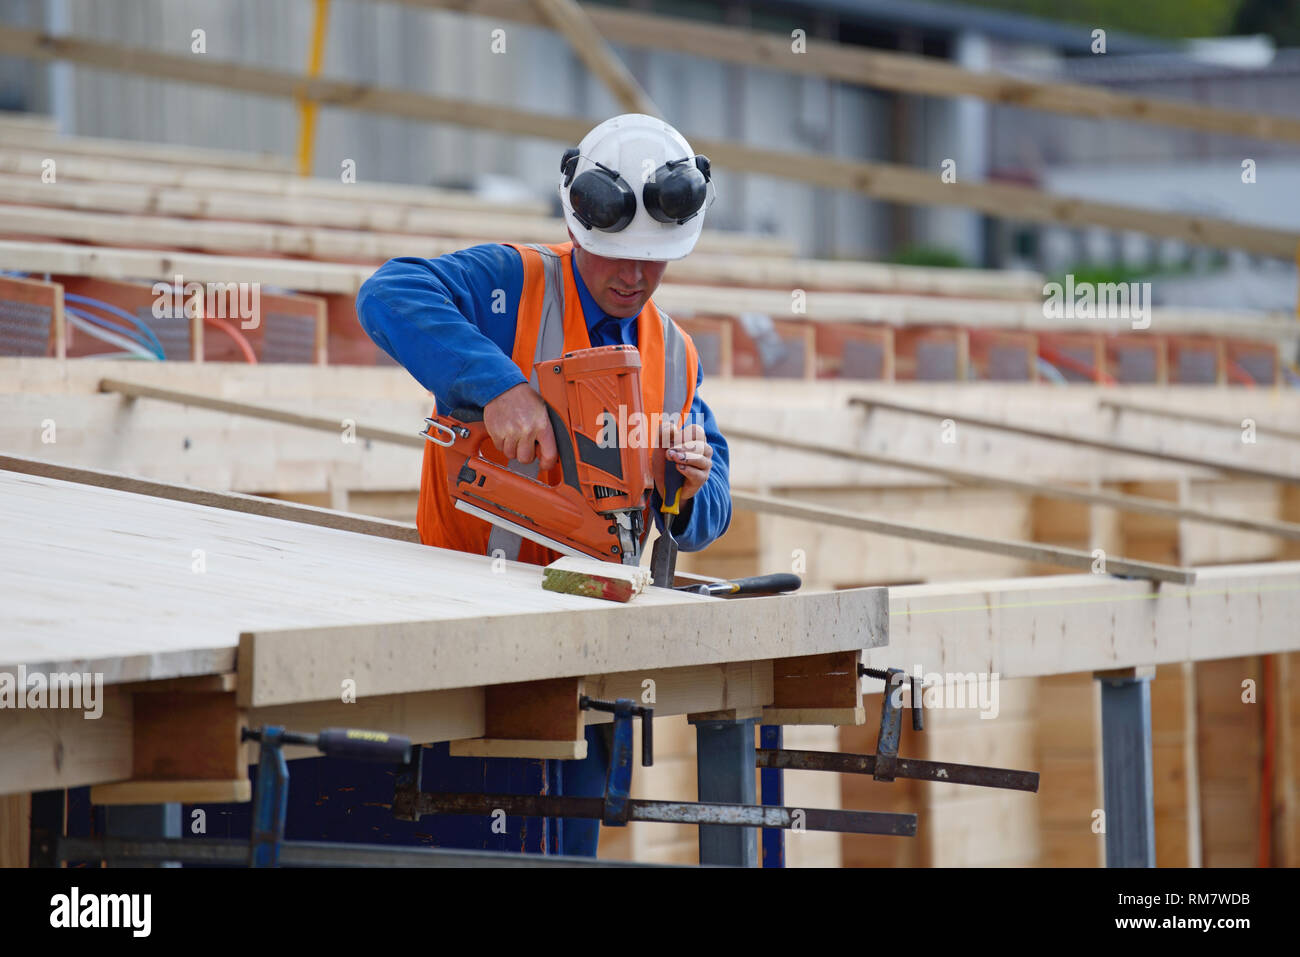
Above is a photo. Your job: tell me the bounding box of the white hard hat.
[558,114,713,262]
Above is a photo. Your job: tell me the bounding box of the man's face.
[569,230,668,318]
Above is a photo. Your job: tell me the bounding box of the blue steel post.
[1097,671,1156,868]
[759,724,784,868]
[248,726,290,868]
[694,718,758,867]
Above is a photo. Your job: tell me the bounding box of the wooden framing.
[732,490,1196,584]
[1,28,1295,256]
[393,0,1300,145]
[718,426,1300,542]
[529,0,657,116]
[1100,397,1300,443]
[875,562,1300,679]
[852,396,1300,486]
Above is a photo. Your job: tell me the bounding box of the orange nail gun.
[421,345,656,565]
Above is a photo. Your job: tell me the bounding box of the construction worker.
[355,113,732,858]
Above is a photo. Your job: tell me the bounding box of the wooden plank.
[853,396,1300,485]
[529,0,657,115]
[98,378,423,446]
[0,28,1294,256]
[733,490,1196,584]
[761,707,866,726]
[878,563,1300,681]
[90,780,251,805]
[721,424,1300,542]
[449,738,586,759]
[1101,397,1300,443]
[0,687,133,796]
[0,454,422,543]
[582,661,773,722]
[0,125,292,172]
[393,1,1300,145]
[0,792,29,867]
[0,167,778,259]
[0,471,890,692]
[238,584,886,708]
[0,213,1288,342]
[248,687,484,758]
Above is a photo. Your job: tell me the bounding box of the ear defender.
[561,145,712,233]
[642,155,711,225]
[568,161,638,232]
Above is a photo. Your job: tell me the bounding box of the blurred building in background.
[1,0,1295,308]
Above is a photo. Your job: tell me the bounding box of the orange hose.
[204,315,258,364]
[1225,357,1257,388]
[1038,344,1115,385]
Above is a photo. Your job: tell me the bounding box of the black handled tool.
[675,573,802,597]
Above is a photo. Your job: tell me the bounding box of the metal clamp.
[860,666,921,783]
[580,696,653,768]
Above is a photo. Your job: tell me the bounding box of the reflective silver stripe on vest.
[488,245,567,562]
[487,246,692,561]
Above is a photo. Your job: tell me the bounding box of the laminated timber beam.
[388,0,1300,145]
[721,425,1300,543]
[528,0,658,116]
[732,490,1196,585]
[0,27,1295,257]
[0,229,1289,344]
[1099,397,1300,443]
[871,562,1300,680]
[852,396,1300,486]
[0,468,885,794]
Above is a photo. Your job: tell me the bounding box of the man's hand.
[484,383,558,469]
[655,420,713,503]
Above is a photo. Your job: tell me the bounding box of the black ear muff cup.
[569,165,637,232]
[643,157,709,225]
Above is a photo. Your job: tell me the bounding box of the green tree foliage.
[933,0,1243,40]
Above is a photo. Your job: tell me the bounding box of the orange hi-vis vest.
[417,241,700,566]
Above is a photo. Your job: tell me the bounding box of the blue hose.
[63,292,167,359]
[66,306,161,358]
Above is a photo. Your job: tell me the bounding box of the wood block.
[542,556,651,603]
[0,792,29,867]
[448,738,586,760]
[132,691,244,781]
[484,676,583,742]
[0,687,133,795]
[771,650,861,709]
[90,779,251,805]
[761,707,865,726]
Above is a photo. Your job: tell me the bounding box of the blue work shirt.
[356,243,732,551]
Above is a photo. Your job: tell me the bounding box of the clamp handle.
[580,696,654,767]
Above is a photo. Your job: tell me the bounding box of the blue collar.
[570,256,639,344]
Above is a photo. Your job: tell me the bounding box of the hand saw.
[421,345,656,565]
